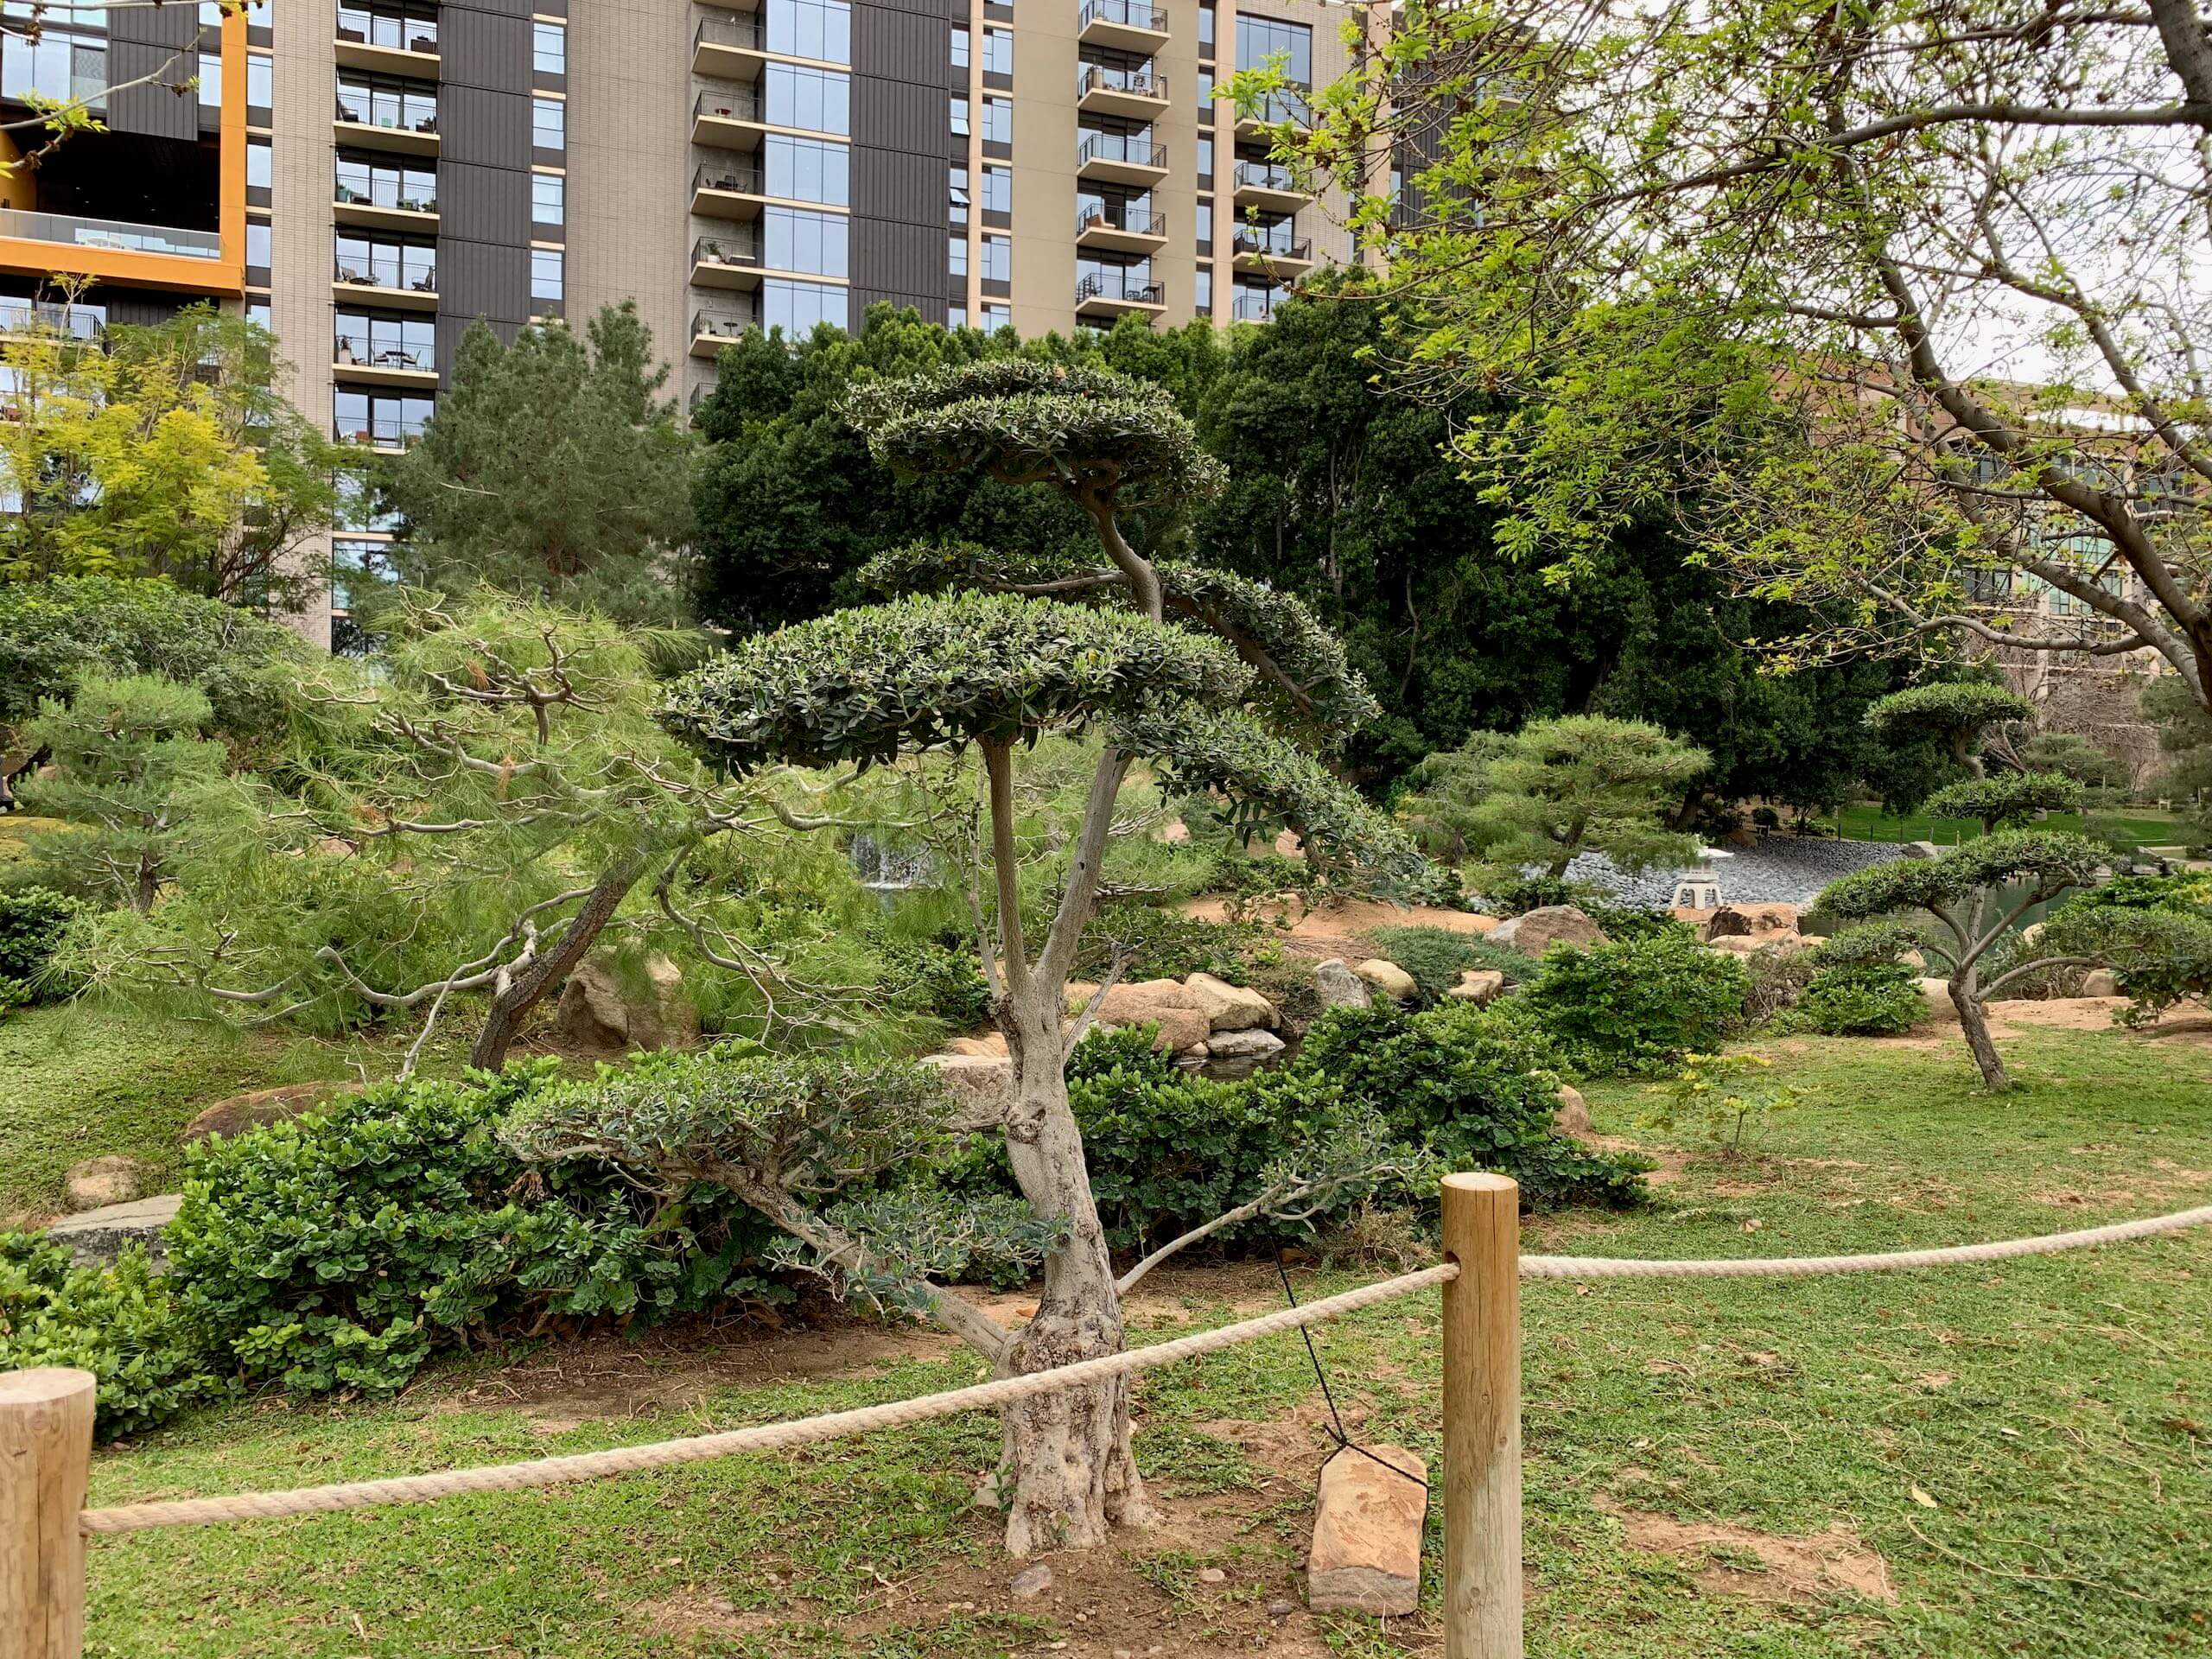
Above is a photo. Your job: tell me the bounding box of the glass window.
[764,62,849,134]
[948,303,968,330]
[532,171,564,225]
[245,219,271,266]
[767,0,850,63]
[1195,264,1212,314]
[245,301,272,330]
[981,302,1010,331]
[1198,2,1215,54]
[531,247,563,303]
[950,25,969,67]
[2,30,105,110]
[334,308,435,371]
[982,96,1010,143]
[763,205,848,276]
[532,21,564,74]
[950,95,969,137]
[200,1,225,27]
[761,276,847,334]
[763,133,849,205]
[247,138,271,188]
[1235,14,1312,83]
[982,28,1011,74]
[949,165,969,225]
[949,235,967,277]
[331,538,393,616]
[981,233,1008,283]
[1198,134,1213,179]
[337,71,435,132]
[982,164,1010,213]
[1198,67,1214,105]
[246,50,272,105]
[199,50,221,105]
[532,94,564,148]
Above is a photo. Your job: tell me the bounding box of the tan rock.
[182,1080,353,1143]
[65,1155,145,1211]
[1183,971,1277,1032]
[1355,958,1420,1003]
[1139,1008,1215,1053]
[1096,977,1204,1029]
[1715,932,1816,957]
[1306,1442,1427,1615]
[944,1031,1008,1058]
[1446,969,1506,1006]
[1554,1085,1592,1138]
[2082,968,2121,997]
[1917,977,1961,1024]
[918,1053,1014,1129]
[1313,958,1373,1010]
[556,953,699,1054]
[1491,905,1606,957]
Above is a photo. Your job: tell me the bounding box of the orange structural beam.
[0,11,248,296]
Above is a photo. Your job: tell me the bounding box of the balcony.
[1230,283,1288,323]
[334,88,441,156]
[693,87,766,149]
[334,179,438,234]
[333,259,438,311]
[691,162,780,219]
[336,415,427,451]
[694,13,772,79]
[1077,0,1168,53]
[0,296,105,340]
[334,334,435,388]
[1076,62,1167,121]
[1235,86,1313,140]
[1075,270,1164,319]
[1077,130,1167,188]
[1076,200,1167,255]
[691,305,757,359]
[1230,158,1310,216]
[1232,227,1314,276]
[334,7,439,76]
[0,207,221,264]
[692,233,765,290]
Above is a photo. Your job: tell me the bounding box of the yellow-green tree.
[0,303,351,607]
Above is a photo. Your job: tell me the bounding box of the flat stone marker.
[44,1194,183,1268]
[1306,1442,1427,1615]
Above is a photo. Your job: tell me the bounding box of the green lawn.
[1817,801,2190,852]
[70,1025,2212,1658]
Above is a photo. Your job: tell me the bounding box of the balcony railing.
[693,234,761,268]
[694,161,767,196]
[1079,0,1167,33]
[0,297,105,339]
[334,331,435,372]
[1076,201,1163,238]
[1234,228,1311,261]
[1231,285,1287,322]
[1077,131,1163,168]
[1231,158,1302,194]
[693,306,758,341]
[335,176,437,213]
[1242,87,1312,126]
[1077,271,1162,306]
[0,208,220,260]
[696,13,767,51]
[1076,62,1162,99]
[335,86,439,134]
[336,7,439,54]
[695,88,765,124]
[338,416,427,447]
[334,257,437,292]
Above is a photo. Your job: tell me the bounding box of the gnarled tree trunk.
[1950,969,2008,1090]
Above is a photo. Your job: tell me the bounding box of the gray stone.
[1354,958,1420,1003]
[555,953,699,1054]
[1267,1599,1294,1618]
[919,1053,1014,1130]
[1313,958,1373,1010]
[1900,840,1942,861]
[2082,968,2121,997]
[44,1193,183,1268]
[64,1155,145,1211]
[1009,1563,1053,1599]
[1493,905,1606,957]
[1306,1442,1427,1615]
[1207,1027,1286,1061]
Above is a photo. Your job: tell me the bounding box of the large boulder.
[1491,905,1606,957]
[1713,932,1818,957]
[1446,969,1506,1007]
[181,1079,353,1144]
[1207,1027,1286,1062]
[2082,968,2121,997]
[918,1052,1014,1129]
[43,1194,183,1269]
[943,1031,1008,1058]
[1704,907,1752,939]
[1306,1443,1427,1615]
[1095,978,1213,1052]
[1313,958,1373,1011]
[1917,977,1961,1024]
[64,1155,146,1211]
[1355,958,1420,1004]
[1182,971,1277,1033]
[556,953,700,1054]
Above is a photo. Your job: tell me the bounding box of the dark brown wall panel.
[442,6,532,93]
[436,0,536,354]
[109,4,200,141]
[851,0,950,322]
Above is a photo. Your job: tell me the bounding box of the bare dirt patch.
[1595,1497,1897,1606]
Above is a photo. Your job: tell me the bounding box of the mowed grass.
[71,1024,2212,1658]
[1815,801,2188,851]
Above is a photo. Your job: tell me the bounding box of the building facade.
[1,0,1372,644]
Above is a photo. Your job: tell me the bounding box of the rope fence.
[5,1184,2209,1659]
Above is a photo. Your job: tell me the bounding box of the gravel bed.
[1557,837,1915,910]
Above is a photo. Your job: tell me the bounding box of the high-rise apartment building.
[1,0,1369,645]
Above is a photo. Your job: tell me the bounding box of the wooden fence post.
[1440,1173,1522,1659]
[1,1368,96,1659]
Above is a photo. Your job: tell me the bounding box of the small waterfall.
[849,833,935,905]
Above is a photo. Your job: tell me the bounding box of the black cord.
[1274,1250,1433,1498]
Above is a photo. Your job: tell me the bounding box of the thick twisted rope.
[78,1201,2212,1535]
